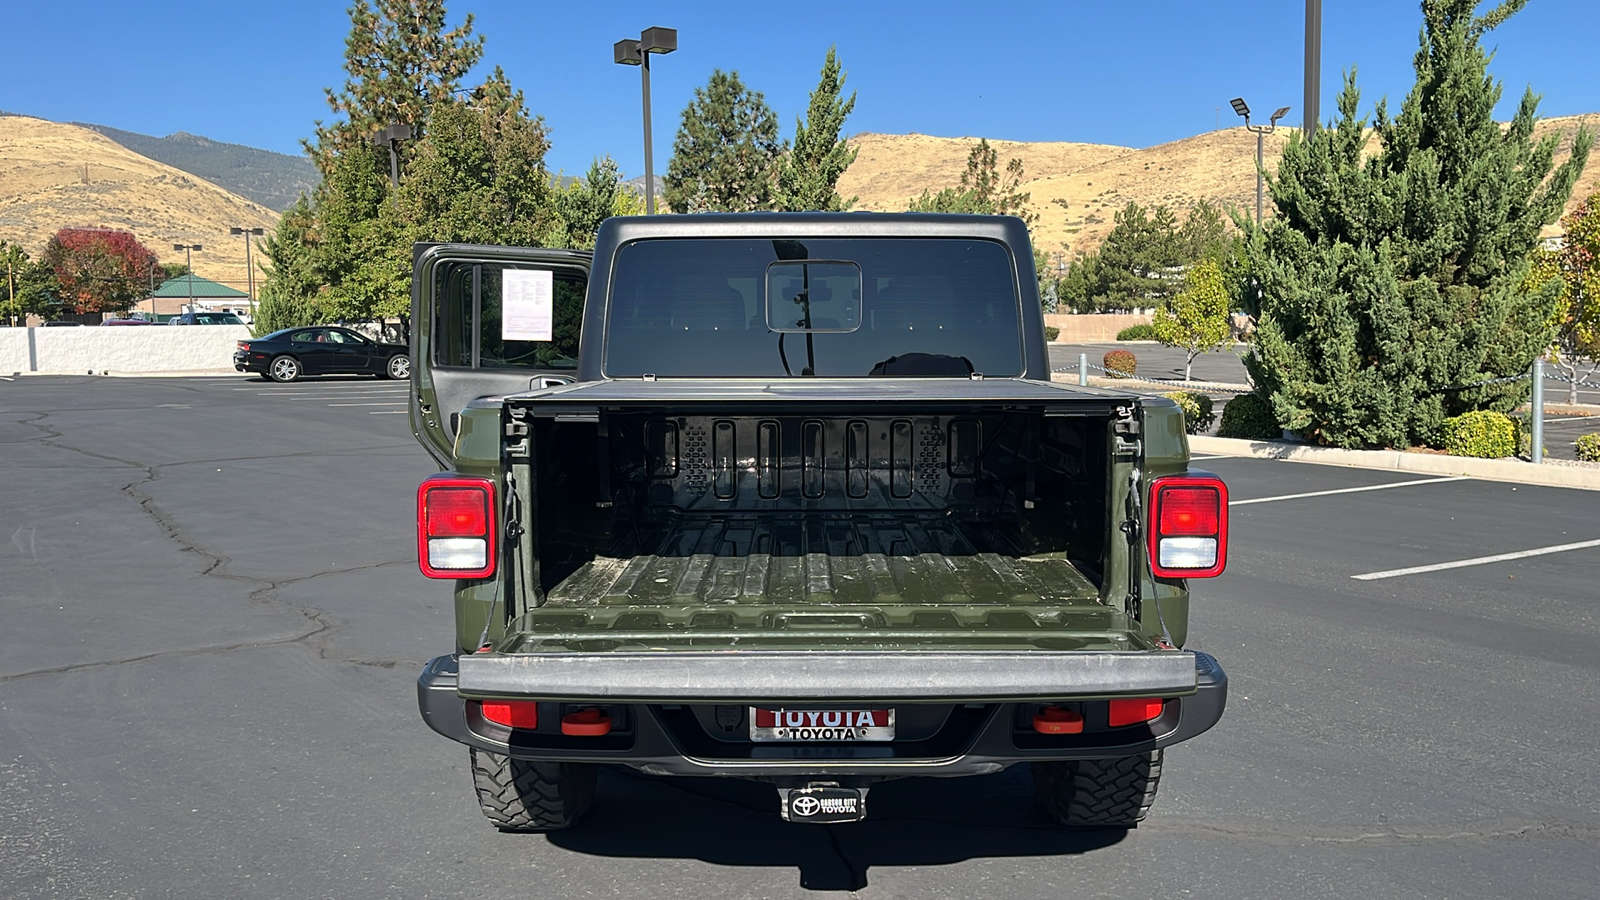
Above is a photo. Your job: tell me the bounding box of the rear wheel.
[1032,750,1162,828]
[469,749,596,832]
[383,353,410,380]
[268,355,301,383]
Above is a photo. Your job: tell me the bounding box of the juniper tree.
[776,47,858,212]
[1244,0,1590,449]
[664,70,785,213]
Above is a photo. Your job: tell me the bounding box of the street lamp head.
[640,26,677,54]
[614,39,642,65]
[1270,106,1291,125]
[1229,98,1250,120]
[174,244,185,251]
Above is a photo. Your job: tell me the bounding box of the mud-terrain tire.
[268,355,301,383]
[1032,750,1162,827]
[469,748,596,831]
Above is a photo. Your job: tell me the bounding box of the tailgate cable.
[475,470,525,652]
[1122,467,1173,645]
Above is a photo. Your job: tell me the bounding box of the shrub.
[1116,323,1155,341]
[1102,349,1137,378]
[1441,411,1517,459]
[1044,325,1060,342]
[1216,393,1282,440]
[1576,432,1600,462]
[1164,391,1216,434]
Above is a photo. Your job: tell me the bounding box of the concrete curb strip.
[1190,435,1600,492]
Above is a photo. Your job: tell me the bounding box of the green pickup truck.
[409,213,1227,829]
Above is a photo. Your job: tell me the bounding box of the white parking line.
[1352,538,1600,580]
[1231,476,1469,506]
[369,410,409,415]
[326,402,408,407]
[281,393,407,400]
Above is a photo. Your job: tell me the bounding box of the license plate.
[749,707,895,742]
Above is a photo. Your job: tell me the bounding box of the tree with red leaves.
[39,228,160,314]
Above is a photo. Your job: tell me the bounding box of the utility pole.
[1305,0,1322,135]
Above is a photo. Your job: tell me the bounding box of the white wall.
[0,326,252,375]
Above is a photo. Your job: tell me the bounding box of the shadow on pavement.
[547,766,1129,891]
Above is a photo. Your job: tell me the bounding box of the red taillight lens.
[426,488,488,537]
[1108,698,1166,727]
[480,700,539,729]
[1158,487,1221,536]
[1148,474,1228,579]
[237,341,250,351]
[417,475,496,579]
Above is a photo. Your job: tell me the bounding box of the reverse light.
[417,475,497,578]
[1109,698,1166,727]
[1147,474,1228,579]
[480,700,539,729]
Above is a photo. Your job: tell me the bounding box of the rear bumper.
[416,650,1227,777]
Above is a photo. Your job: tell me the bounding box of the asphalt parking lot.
[2,374,1597,899]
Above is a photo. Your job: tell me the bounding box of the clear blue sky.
[4,1,1595,179]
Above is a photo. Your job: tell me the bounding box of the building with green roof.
[136,275,252,318]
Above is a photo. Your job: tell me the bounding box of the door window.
[433,260,586,369]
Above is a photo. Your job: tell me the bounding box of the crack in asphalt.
[4,409,416,681]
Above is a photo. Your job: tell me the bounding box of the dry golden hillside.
[840,114,1598,261]
[0,116,279,292]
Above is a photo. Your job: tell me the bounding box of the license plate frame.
[748,707,895,742]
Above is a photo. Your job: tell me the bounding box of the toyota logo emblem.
[791,796,821,817]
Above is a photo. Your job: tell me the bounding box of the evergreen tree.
[1094,202,1183,311]
[1245,0,1590,449]
[664,70,785,213]
[553,156,644,250]
[312,0,485,172]
[907,139,1036,224]
[775,47,858,212]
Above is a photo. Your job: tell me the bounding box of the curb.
[1190,435,1600,492]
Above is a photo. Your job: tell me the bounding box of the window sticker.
[502,269,554,341]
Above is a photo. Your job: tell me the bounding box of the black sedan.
[234,326,411,382]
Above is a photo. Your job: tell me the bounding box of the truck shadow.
[547,765,1128,891]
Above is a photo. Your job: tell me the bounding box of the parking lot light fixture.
[229,227,265,304]
[614,26,677,215]
[1232,99,1290,225]
[173,243,202,312]
[371,123,414,205]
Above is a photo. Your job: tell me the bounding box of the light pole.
[371,123,413,206]
[229,227,264,305]
[614,26,677,215]
[173,243,202,313]
[1305,0,1322,136]
[1230,99,1290,225]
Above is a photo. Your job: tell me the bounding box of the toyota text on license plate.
[749,708,895,742]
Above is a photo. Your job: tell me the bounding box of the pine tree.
[1244,0,1591,449]
[664,70,785,213]
[775,47,858,212]
[311,0,485,172]
[553,157,643,250]
[907,139,1036,224]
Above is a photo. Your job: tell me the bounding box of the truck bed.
[543,513,1100,608]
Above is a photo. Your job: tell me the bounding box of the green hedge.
[1164,391,1215,434]
[1576,432,1600,462]
[1216,393,1281,440]
[1116,324,1155,341]
[1441,411,1516,459]
[1102,349,1136,377]
[1044,325,1060,342]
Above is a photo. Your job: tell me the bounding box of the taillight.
[417,475,497,578]
[237,341,250,351]
[480,700,538,729]
[1108,697,1166,727]
[1147,474,1228,578]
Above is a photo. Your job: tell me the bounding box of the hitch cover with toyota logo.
[781,785,867,824]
